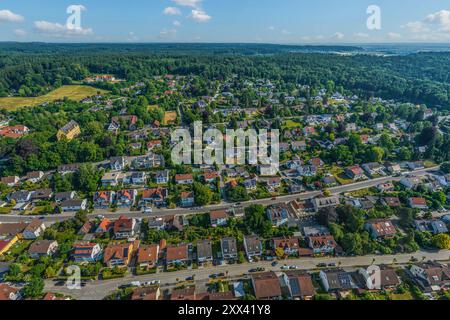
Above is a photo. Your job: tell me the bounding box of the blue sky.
[0,0,449,43]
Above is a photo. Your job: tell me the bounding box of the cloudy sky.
[0,0,450,43]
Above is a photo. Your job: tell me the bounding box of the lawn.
[389,292,414,300]
[330,166,353,185]
[0,85,108,110]
[282,119,301,129]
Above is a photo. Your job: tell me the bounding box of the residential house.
[385,162,401,175]
[113,216,136,239]
[414,220,448,235]
[202,172,219,183]
[409,197,428,210]
[60,199,88,212]
[243,178,258,191]
[291,140,306,151]
[220,237,238,260]
[170,287,196,301]
[243,235,263,260]
[180,192,195,207]
[308,235,337,255]
[1,176,19,187]
[197,240,213,263]
[266,204,289,226]
[132,153,164,169]
[54,191,76,203]
[110,156,128,171]
[358,265,400,290]
[309,157,324,168]
[116,189,137,208]
[166,244,190,266]
[31,188,53,202]
[103,242,134,267]
[28,240,58,259]
[72,242,102,263]
[101,172,123,187]
[272,237,300,257]
[251,272,282,300]
[93,191,116,208]
[22,219,46,240]
[381,197,401,207]
[57,120,81,141]
[95,218,111,234]
[282,271,315,300]
[320,269,357,292]
[57,163,80,175]
[26,171,44,183]
[175,174,194,185]
[362,162,384,176]
[136,244,159,269]
[365,219,397,239]
[7,191,32,204]
[312,196,340,212]
[400,177,422,190]
[209,209,228,227]
[0,284,21,300]
[410,262,450,292]
[345,165,365,180]
[140,188,168,207]
[131,287,161,301]
[155,170,170,184]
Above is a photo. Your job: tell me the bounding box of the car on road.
[144,207,153,214]
[288,265,298,270]
[131,281,141,287]
[249,268,259,273]
[271,261,279,267]
[316,263,327,268]
[209,273,219,279]
[185,276,195,281]
[328,263,336,267]
[280,265,290,270]
[97,215,104,219]
[54,280,66,287]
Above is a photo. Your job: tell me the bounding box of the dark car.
[328,263,336,267]
[249,268,258,273]
[185,276,194,281]
[317,263,327,268]
[271,261,279,267]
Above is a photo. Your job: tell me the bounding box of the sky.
[0,0,450,43]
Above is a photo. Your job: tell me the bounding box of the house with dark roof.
[220,237,238,260]
[28,240,58,259]
[320,269,357,292]
[282,271,315,300]
[358,265,400,290]
[196,240,213,263]
[410,262,450,292]
[243,235,263,260]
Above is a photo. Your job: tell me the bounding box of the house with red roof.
[93,191,116,208]
[113,216,136,239]
[116,189,137,208]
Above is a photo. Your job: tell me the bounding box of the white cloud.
[159,28,177,39]
[354,32,369,39]
[172,0,202,8]
[403,10,450,41]
[0,9,24,23]
[331,32,344,40]
[424,10,450,31]
[163,7,181,15]
[173,20,181,27]
[188,9,211,23]
[34,20,93,37]
[387,32,402,40]
[13,29,27,37]
[268,26,275,31]
[281,29,291,35]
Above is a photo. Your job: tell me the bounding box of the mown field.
[0,85,108,110]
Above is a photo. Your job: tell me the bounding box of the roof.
[284,271,315,297]
[251,272,282,299]
[59,120,80,134]
[166,244,189,262]
[137,245,159,264]
[244,235,262,252]
[113,216,134,234]
[196,240,213,259]
[28,240,57,255]
[24,219,44,233]
[170,287,196,300]
[309,235,337,249]
[322,269,355,290]
[0,284,18,300]
[175,173,193,181]
[410,197,427,206]
[221,237,237,254]
[210,209,228,221]
[131,287,159,300]
[273,237,299,251]
[366,219,396,237]
[103,243,132,264]
[0,222,27,237]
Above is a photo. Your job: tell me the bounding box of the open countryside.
[0,85,108,110]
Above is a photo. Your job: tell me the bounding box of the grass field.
[282,119,301,129]
[0,85,108,110]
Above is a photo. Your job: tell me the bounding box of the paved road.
[0,166,439,224]
[44,248,450,300]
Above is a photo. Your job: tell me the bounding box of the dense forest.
[0,43,449,109]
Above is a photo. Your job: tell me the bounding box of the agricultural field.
[0,85,108,110]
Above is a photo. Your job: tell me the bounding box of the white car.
[144,207,153,214]
[131,281,141,287]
